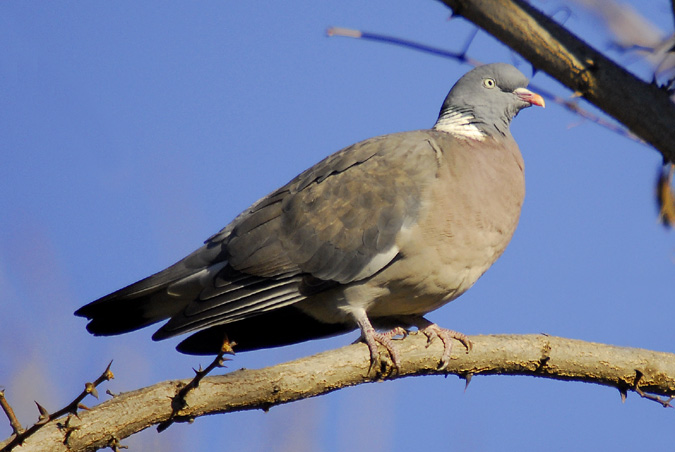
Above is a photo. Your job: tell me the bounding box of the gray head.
[434,63,544,139]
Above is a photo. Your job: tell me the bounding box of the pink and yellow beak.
[515,87,546,108]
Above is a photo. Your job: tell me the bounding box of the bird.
[76,63,544,370]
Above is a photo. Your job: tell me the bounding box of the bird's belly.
[365,255,492,318]
[293,243,498,329]
[295,217,510,325]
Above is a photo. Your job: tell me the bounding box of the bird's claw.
[362,326,408,375]
[421,324,472,370]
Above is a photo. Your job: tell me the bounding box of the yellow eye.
[483,78,496,89]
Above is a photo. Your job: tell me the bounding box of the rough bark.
[439,0,675,163]
[3,334,675,452]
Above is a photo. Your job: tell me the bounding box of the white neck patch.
[433,110,487,141]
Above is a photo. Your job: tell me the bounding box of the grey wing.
[277,132,440,282]
[155,131,441,337]
[226,131,441,283]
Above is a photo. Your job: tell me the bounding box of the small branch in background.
[566,0,675,99]
[569,0,665,61]
[0,362,114,452]
[326,26,644,145]
[657,163,675,228]
[327,26,481,66]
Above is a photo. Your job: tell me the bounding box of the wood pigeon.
[76,63,544,369]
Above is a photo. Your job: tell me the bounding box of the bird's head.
[434,63,544,139]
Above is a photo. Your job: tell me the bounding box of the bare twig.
[326,26,643,145]
[1,362,114,452]
[0,391,23,438]
[632,370,675,408]
[327,26,482,66]
[157,338,235,432]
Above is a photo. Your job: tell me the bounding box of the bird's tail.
[75,243,226,336]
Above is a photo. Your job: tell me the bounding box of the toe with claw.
[421,323,472,370]
[362,327,408,374]
[354,311,408,374]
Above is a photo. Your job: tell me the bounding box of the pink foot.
[420,323,472,370]
[363,326,408,372]
[354,312,407,372]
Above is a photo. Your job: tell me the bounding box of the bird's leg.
[409,317,472,370]
[353,311,406,373]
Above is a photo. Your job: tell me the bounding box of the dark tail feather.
[75,290,185,336]
[75,243,226,335]
[75,243,352,354]
[175,305,354,355]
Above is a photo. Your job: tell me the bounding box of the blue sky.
[1,1,674,450]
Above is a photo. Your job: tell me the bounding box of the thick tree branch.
[3,334,675,451]
[439,0,675,163]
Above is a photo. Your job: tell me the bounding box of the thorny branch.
[0,362,114,452]
[2,334,675,452]
[157,338,235,433]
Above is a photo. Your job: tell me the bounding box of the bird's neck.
[433,107,487,140]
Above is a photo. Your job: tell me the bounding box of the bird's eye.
[483,78,496,89]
